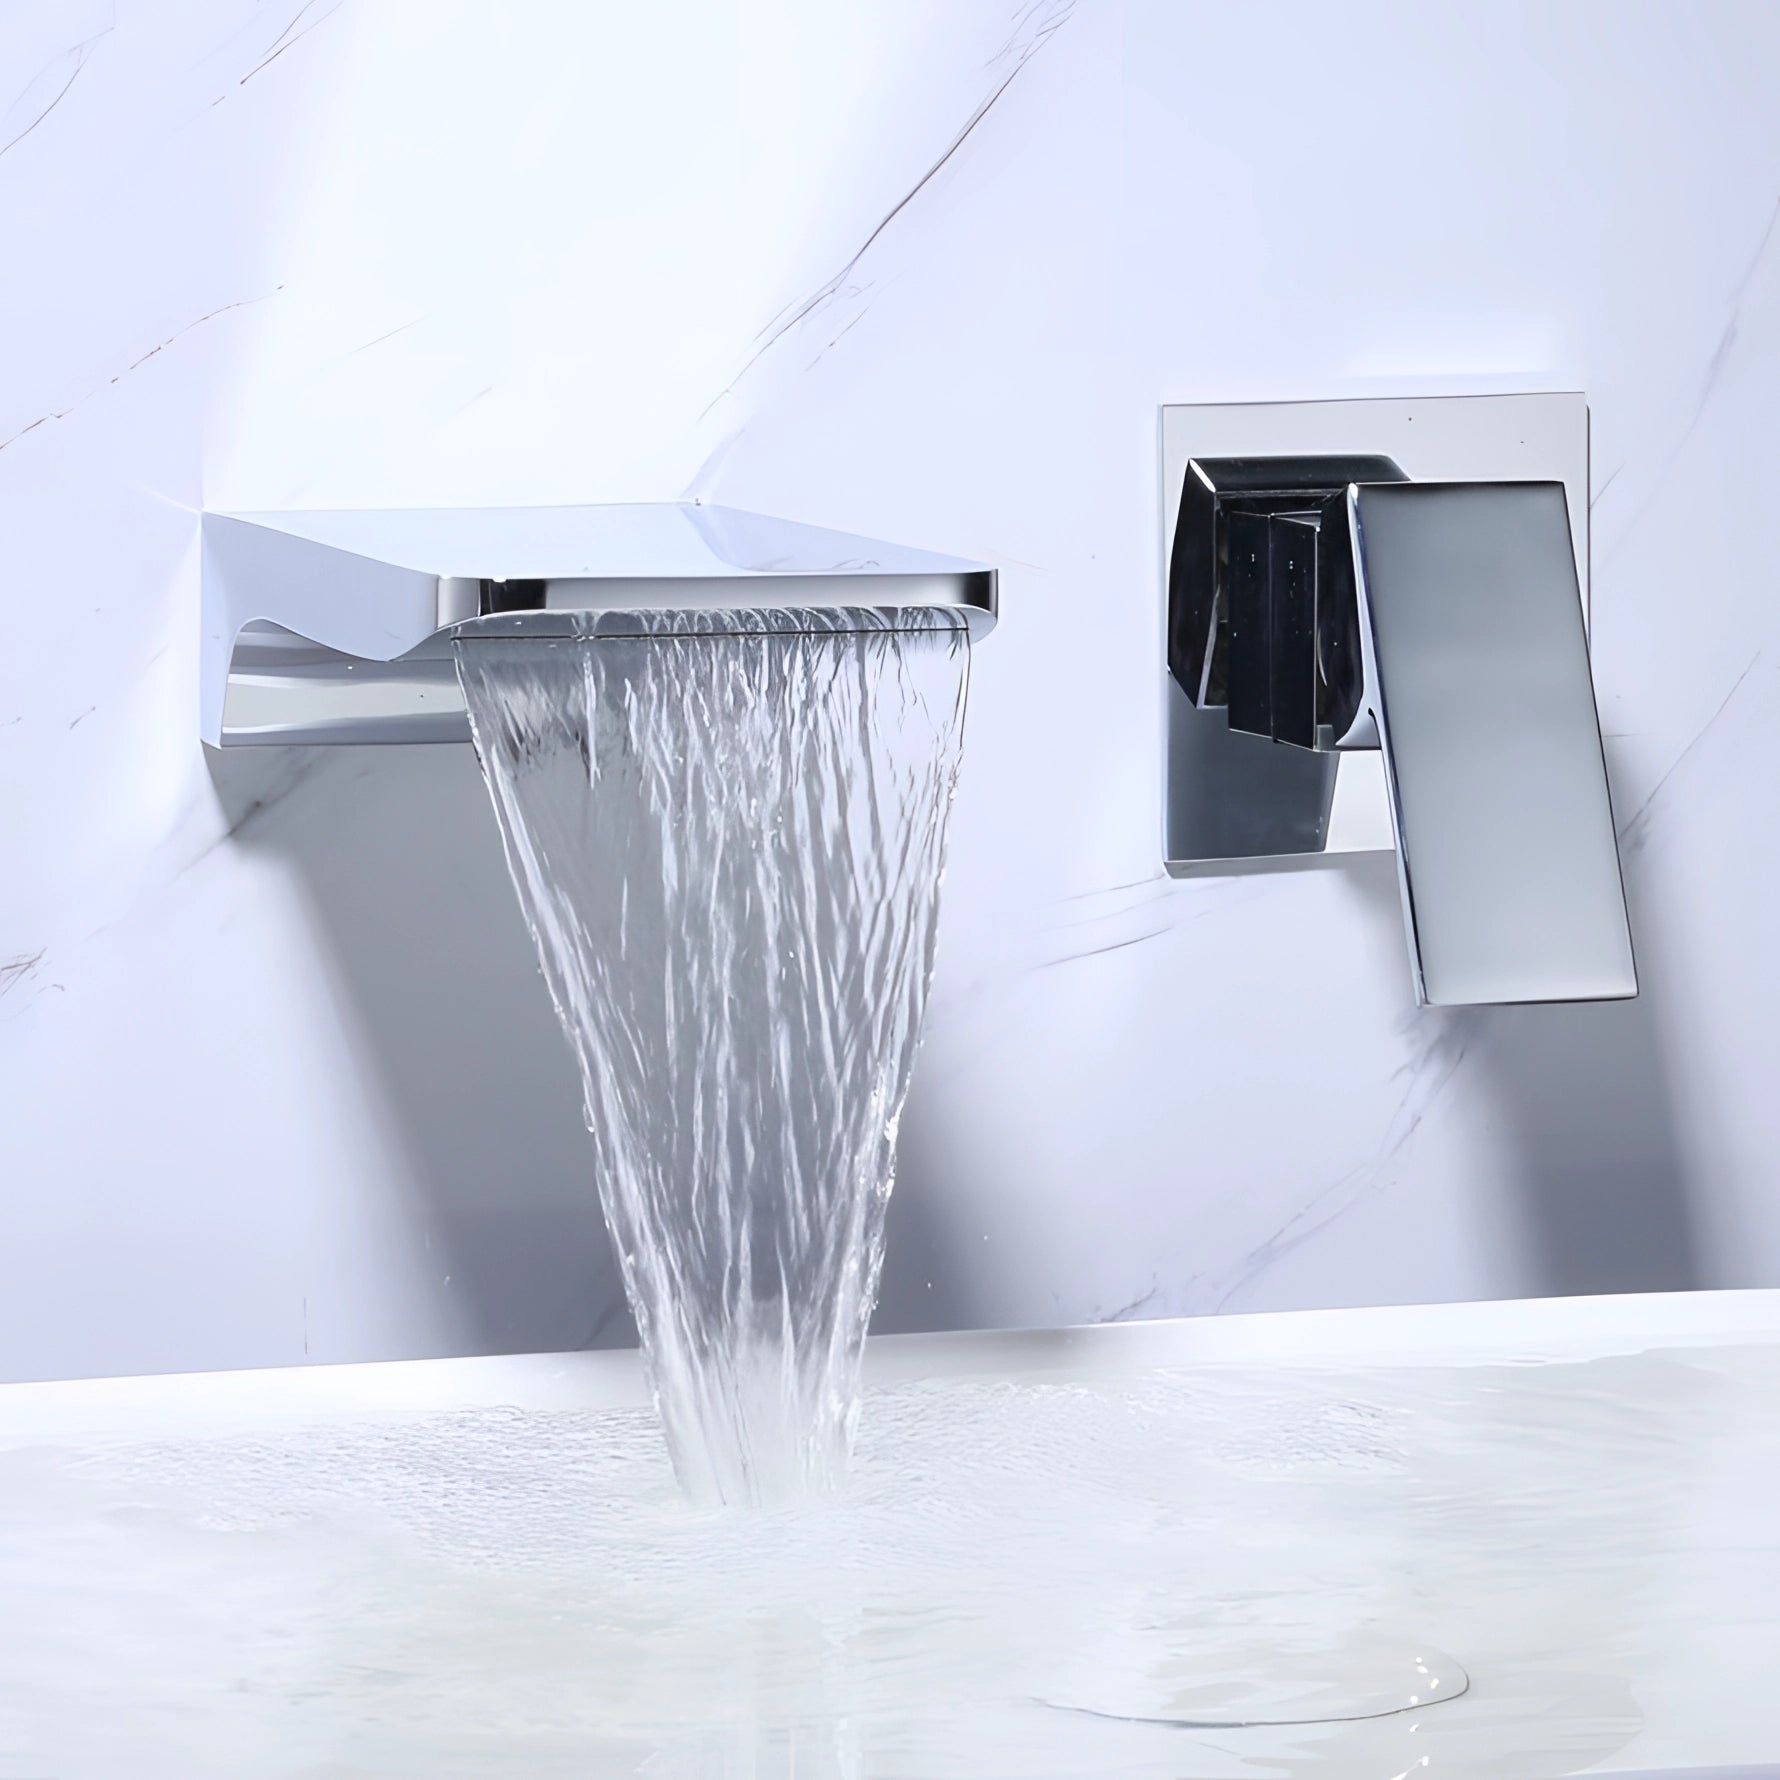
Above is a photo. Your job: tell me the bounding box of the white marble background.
[3,0,1778,1383]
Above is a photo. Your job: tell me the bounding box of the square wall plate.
[1160,392,1589,867]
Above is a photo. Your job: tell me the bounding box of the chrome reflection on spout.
[201,503,996,746]
[1165,437,1635,1008]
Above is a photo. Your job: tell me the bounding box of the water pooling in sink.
[9,1339,1752,1778]
[456,610,969,1506]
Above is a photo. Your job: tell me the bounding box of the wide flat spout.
[201,502,996,746]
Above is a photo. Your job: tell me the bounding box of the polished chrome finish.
[203,503,997,745]
[216,625,466,746]
[1164,694,1341,861]
[1350,482,1635,1005]
[1171,453,1408,756]
[1161,394,1635,1007]
[1163,394,1591,863]
[1164,453,1407,861]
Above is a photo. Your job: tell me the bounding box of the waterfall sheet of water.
[456,610,969,1506]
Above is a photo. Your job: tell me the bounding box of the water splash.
[456,611,969,1505]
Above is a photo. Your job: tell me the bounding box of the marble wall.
[4,0,1779,1382]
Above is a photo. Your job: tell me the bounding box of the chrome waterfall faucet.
[200,502,996,747]
[1162,396,1636,1008]
[199,406,1631,1008]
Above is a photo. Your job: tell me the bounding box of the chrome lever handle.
[1347,481,1635,1006]
[1167,453,1636,1007]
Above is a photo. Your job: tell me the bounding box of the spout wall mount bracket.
[201,502,997,746]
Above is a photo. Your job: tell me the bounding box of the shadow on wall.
[206,735,1696,1357]
[208,742,635,1356]
[1347,809,1704,1297]
[205,742,971,1356]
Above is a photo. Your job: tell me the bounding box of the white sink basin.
[2,1289,1777,1778]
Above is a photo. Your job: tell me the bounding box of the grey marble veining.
[3,2,1780,1381]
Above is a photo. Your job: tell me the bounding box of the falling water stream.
[455,610,969,1506]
